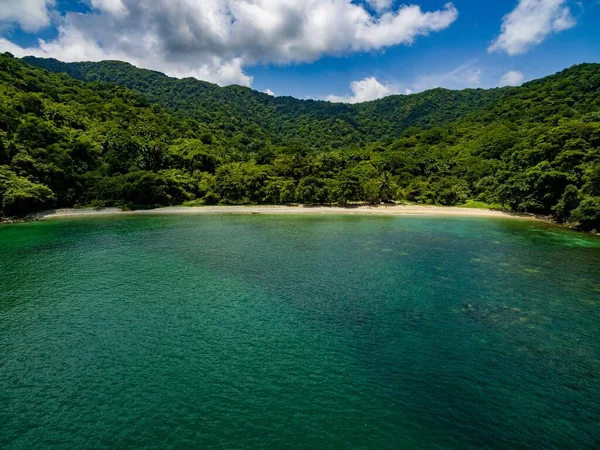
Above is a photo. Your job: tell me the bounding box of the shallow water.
[1,215,599,449]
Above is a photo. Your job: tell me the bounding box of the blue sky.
[1,0,599,102]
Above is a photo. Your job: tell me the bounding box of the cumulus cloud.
[366,0,394,13]
[0,0,459,86]
[89,0,128,17]
[264,88,275,96]
[327,60,488,103]
[499,70,525,86]
[0,0,54,32]
[489,0,576,55]
[326,77,398,103]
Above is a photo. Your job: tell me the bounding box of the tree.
[0,167,55,216]
[1,53,600,222]
[264,177,296,204]
[329,171,361,205]
[296,176,329,204]
[582,163,600,196]
[570,196,600,231]
[552,185,581,223]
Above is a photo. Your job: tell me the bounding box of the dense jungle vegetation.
[1,53,600,230]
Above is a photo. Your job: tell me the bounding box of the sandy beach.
[27,205,539,221]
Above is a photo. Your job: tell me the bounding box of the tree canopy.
[0,54,598,231]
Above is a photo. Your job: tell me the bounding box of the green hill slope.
[2,54,600,230]
[22,56,510,148]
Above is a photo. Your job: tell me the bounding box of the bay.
[1,215,599,449]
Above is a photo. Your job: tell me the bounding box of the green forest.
[1,53,599,230]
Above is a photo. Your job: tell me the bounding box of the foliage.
[552,185,581,223]
[1,54,599,232]
[23,56,510,149]
[570,197,600,231]
[0,166,55,215]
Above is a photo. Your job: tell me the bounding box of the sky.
[0,0,599,102]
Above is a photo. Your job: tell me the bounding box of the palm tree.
[377,172,395,203]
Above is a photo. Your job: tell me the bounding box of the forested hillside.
[2,53,600,230]
[23,57,509,149]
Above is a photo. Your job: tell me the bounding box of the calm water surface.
[1,215,599,449]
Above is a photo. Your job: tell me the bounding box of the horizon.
[1,1,599,102]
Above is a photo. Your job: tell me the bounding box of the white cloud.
[411,61,482,92]
[1,21,254,86]
[89,0,128,17]
[0,0,459,87]
[0,38,27,55]
[326,77,398,103]
[264,88,275,96]
[0,0,54,32]
[499,70,525,86]
[489,0,576,55]
[367,0,394,13]
[326,60,487,103]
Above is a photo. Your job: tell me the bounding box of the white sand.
[29,205,537,221]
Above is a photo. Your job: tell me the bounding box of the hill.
[23,56,510,149]
[1,53,600,230]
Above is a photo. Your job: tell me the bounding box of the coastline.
[23,204,541,221]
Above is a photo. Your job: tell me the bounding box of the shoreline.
[22,204,542,221]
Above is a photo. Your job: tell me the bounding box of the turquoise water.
[1,215,599,449]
